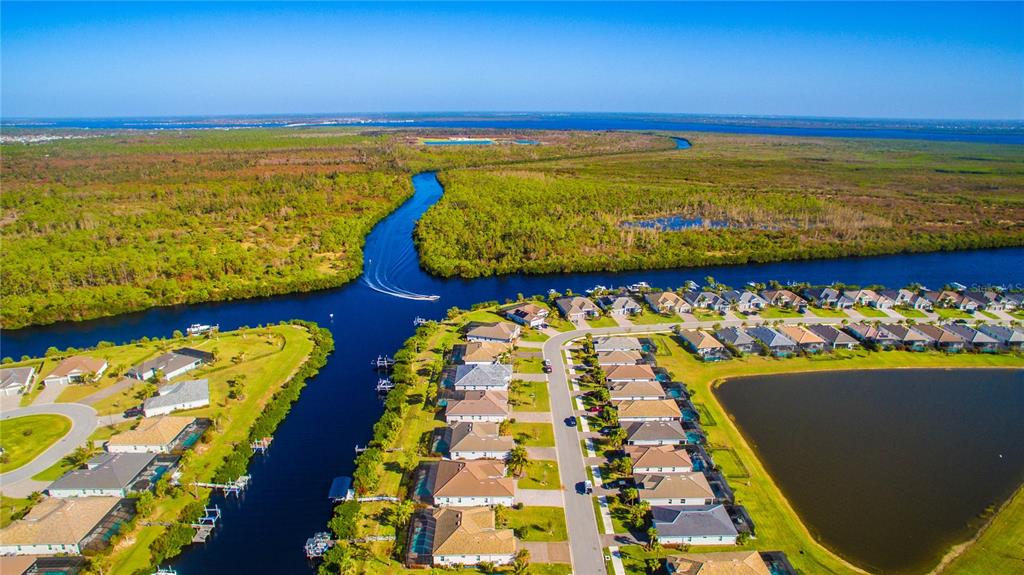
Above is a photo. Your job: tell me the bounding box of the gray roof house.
[0,367,35,397]
[745,327,798,356]
[143,379,210,417]
[625,420,688,446]
[47,453,156,498]
[127,348,213,381]
[651,504,739,546]
[942,324,999,352]
[802,287,841,308]
[912,324,965,352]
[720,290,767,313]
[597,295,643,316]
[447,364,513,391]
[594,336,643,353]
[977,324,1024,350]
[804,324,859,350]
[684,291,728,313]
[843,323,900,348]
[713,327,759,354]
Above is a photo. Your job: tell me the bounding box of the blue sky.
[2,2,1022,119]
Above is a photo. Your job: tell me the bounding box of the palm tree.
[511,549,531,575]
[507,446,528,477]
[622,487,639,505]
[66,445,98,468]
[646,526,661,551]
[392,500,414,529]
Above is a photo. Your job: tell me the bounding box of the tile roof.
[597,350,644,365]
[626,445,693,470]
[445,390,510,417]
[450,364,513,389]
[47,356,107,378]
[605,364,657,381]
[0,496,121,546]
[0,367,35,391]
[912,324,964,343]
[446,422,515,454]
[679,329,725,350]
[625,420,687,442]
[778,326,824,345]
[636,472,714,500]
[714,327,756,347]
[465,322,520,341]
[431,460,515,498]
[609,381,667,400]
[594,336,643,352]
[430,507,515,556]
[615,399,682,419]
[454,342,509,364]
[106,416,195,448]
[666,551,771,575]
[805,324,858,346]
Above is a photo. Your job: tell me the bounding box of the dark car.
[564,416,577,427]
[575,480,593,494]
[123,406,144,418]
[542,360,553,373]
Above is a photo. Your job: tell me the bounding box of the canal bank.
[3,167,1023,574]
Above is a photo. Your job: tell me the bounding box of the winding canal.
[2,137,1024,574]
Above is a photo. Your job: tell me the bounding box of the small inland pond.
[714,368,1024,574]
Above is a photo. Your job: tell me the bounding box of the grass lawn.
[586,315,620,329]
[1010,310,1024,321]
[977,310,999,320]
[0,414,71,473]
[520,327,550,342]
[652,335,1024,575]
[511,379,551,412]
[501,505,568,541]
[32,458,75,481]
[692,309,725,321]
[519,459,561,490]
[546,315,577,332]
[942,484,1024,574]
[515,356,546,374]
[707,446,750,479]
[506,422,555,447]
[854,305,889,318]
[759,307,803,319]
[809,307,848,318]
[934,308,973,320]
[527,564,573,575]
[0,496,33,529]
[461,309,508,325]
[895,307,928,319]
[89,420,138,442]
[647,335,676,357]
[630,311,677,326]
[605,496,636,535]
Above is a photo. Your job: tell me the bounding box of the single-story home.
[127,348,213,381]
[47,453,156,498]
[760,289,807,310]
[626,445,693,474]
[745,327,798,357]
[665,551,772,575]
[911,324,965,352]
[803,325,858,350]
[445,390,510,423]
[445,422,515,461]
[502,303,549,328]
[879,289,916,307]
[44,356,108,386]
[713,327,759,355]
[977,324,1024,351]
[452,342,509,365]
[636,472,715,506]
[684,291,728,313]
[907,294,934,311]
[447,364,513,391]
[645,291,690,315]
[555,296,600,322]
[427,507,516,567]
[615,399,682,422]
[942,324,999,352]
[720,290,768,313]
[924,290,976,311]
[651,504,739,546]
[594,336,643,353]
[844,289,894,309]
[885,324,934,351]
[0,366,35,397]
[843,323,899,349]
[960,291,990,311]
[106,415,196,454]
[0,496,124,556]
[427,460,515,507]
[605,364,658,383]
[678,330,727,361]
[777,326,825,353]
[465,322,521,344]
[609,380,667,401]
[597,350,644,366]
[802,287,840,308]
[597,295,643,316]
[142,379,210,417]
[625,420,688,446]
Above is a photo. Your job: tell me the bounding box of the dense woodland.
[416,134,1024,277]
[1,128,665,328]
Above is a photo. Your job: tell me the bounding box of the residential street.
[0,402,99,492]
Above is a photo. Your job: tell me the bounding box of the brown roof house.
[465,322,521,344]
[444,422,515,461]
[426,507,516,567]
[555,296,600,322]
[645,291,691,315]
[106,416,196,454]
[912,324,965,352]
[452,342,509,365]
[605,364,657,383]
[0,496,124,556]
[678,329,727,361]
[445,390,510,423]
[597,350,644,366]
[427,460,516,506]
[503,302,549,328]
[760,289,807,309]
[616,399,682,422]
[626,445,694,474]
[44,356,108,386]
[666,551,772,575]
[609,380,667,401]
[635,472,715,506]
[778,326,825,353]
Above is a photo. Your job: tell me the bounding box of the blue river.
[1,136,1023,574]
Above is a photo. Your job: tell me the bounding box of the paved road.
[540,312,1015,573]
[0,403,98,489]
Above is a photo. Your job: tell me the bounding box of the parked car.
[575,481,588,494]
[123,406,143,418]
[583,480,594,494]
[564,416,577,427]
[587,406,601,413]
[542,360,553,373]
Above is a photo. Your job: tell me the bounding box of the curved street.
[0,402,98,493]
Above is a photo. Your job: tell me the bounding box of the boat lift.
[372,355,396,370]
[251,437,273,454]
[304,532,335,559]
[191,475,251,497]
